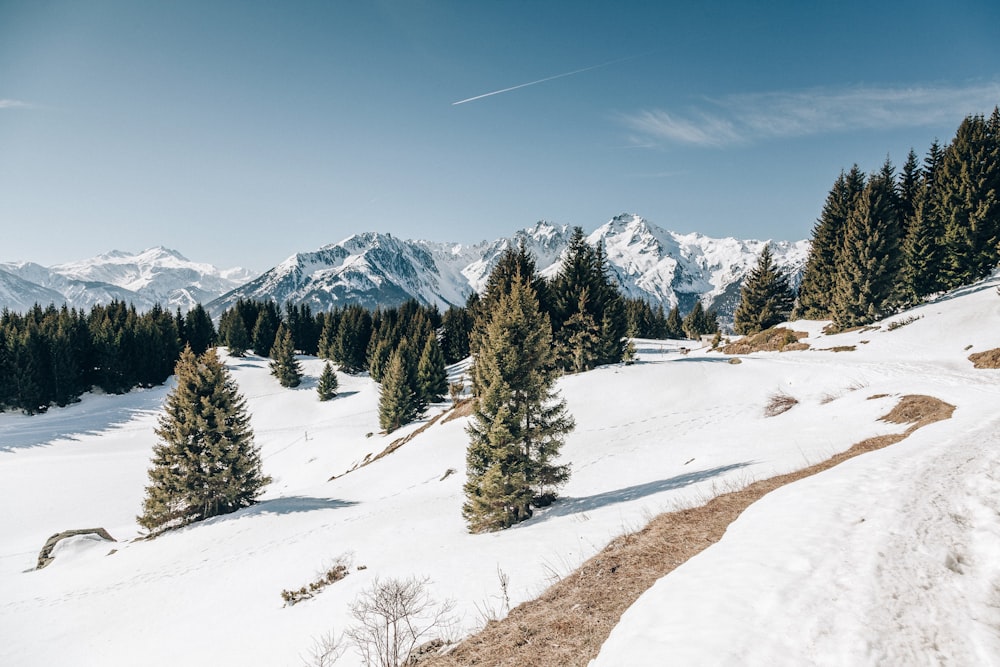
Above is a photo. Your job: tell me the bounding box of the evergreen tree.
[138,347,269,533]
[440,305,474,364]
[378,348,421,433]
[898,148,922,237]
[733,245,796,335]
[334,305,372,374]
[900,143,949,302]
[938,112,1000,287]
[251,303,280,357]
[317,361,338,401]
[183,304,216,355]
[830,167,903,328]
[664,305,684,339]
[795,165,866,319]
[269,323,303,388]
[682,301,719,338]
[218,308,250,357]
[557,290,602,373]
[463,274,573,532]
[367,336,394,383]
[416,333,448,405]
[550,227,626,368]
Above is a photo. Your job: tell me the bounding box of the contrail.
[452,55,638,106]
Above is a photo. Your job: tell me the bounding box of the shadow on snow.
[531,461,754,524]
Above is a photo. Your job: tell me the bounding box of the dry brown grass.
[969,348,1000,369]
[420,394,955,667]
[764,391,799,417]
[821,345,856,353]
[443,397,476,424]
[720,327,809,355]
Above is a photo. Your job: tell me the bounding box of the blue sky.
[2,1,999,272]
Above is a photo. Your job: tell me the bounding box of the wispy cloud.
[453,55,638,106]
[0,99,36,110]
[621,82,1000,147]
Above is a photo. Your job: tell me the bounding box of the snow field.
[1,275,999,666]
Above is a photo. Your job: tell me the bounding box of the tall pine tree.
[463,274,573,532]
[317,361,339,401]
[795,165,866,319]
[830,164,903,328]
[138,347,269,533]
[378,348,421,433]
[733,245,796,335]
[269,323,303,388]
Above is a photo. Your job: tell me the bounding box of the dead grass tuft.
[764,392,799,417]
[443,397,476,424]
[968,348,1000,369]
[421,393,955,667]
[720,327,809,355]
[879,394,955,428]
[821,345,856,353]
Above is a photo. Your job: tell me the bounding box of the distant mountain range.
[0,247,254,314]
[205,214,809,323]
[1,215,810,326]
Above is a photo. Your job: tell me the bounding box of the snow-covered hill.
[208,214,810,323]
[0,247,255,313]
[2,272,998,666]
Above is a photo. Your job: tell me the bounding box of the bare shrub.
[474,566,512,625]
[302,630,344,667]
[764,392,798,417]
[887,315,921,331]
[346,576,455,667]
[282,555,352,606]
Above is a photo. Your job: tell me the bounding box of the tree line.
[0,301,215,414]
[794,108,1000,330]
[731,108,1000,335]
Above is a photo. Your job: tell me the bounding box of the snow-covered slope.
[2,273,998,666]
[208,215,809,323]
[0,248,255,313]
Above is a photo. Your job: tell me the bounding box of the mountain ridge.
[1,216,809,327]
[207,214,810,325]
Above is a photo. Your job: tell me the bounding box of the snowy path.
[592,412,1000,666]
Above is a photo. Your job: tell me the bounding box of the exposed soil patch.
[968,348,1000,369]
[721,327,809,355]
[421,395,955,667]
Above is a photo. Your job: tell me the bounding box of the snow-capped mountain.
[0,247,255,313]
[208,215,809,324]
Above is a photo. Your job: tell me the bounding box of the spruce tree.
[664,305,684,339]
[463,274,573,532]
[795,166,865,319]
[378,348,421,433]
[184,304,216,355]
[269,323,303,388]
[251,303,280,357]
[733,245,796,335]
[550,227,626,368]
[557,290,602,372]
[219,308,250,357]
[682,301,718,338]
[830,168,903,328]
[938,113,1000,287]
[138,347,269,533]
[317,361,338,401]
[416,333,448,405]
